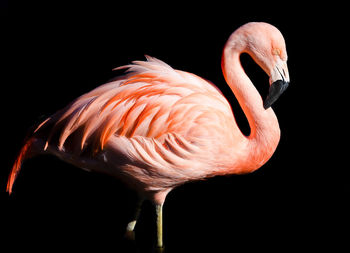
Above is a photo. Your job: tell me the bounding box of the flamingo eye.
[272,48,280,56]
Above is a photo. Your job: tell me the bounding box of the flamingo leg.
[156,204,164,249]
[125,198,144,240]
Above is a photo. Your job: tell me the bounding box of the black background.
[1,1,348,252]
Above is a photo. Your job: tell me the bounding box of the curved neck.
[221,44,280,171]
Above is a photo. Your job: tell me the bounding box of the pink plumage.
[7,22,290,249]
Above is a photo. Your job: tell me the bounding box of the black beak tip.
[263,99,273,110]
[263,80,289,109]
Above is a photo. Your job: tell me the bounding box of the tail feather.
[7,138,35,194]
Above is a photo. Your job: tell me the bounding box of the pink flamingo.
[7,22,289,249]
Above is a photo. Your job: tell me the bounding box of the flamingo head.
[263,33,290,109]
[233,22,290,109]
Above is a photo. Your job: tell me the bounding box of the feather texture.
[38,56,233,157]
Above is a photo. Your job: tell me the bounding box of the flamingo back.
[37,56,234,156]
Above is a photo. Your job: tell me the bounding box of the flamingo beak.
[263,80,289,109]
[264,59,290,109]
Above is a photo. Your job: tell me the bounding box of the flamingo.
[7,22,290,249]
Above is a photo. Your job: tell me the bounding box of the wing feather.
[40,56,232,156]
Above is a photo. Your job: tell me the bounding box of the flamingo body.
[7,22,290,247]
